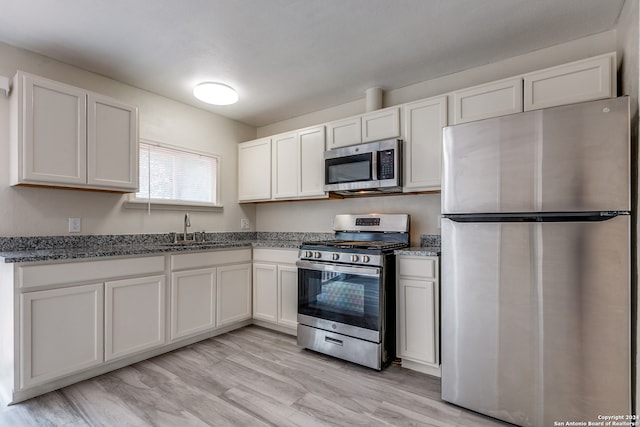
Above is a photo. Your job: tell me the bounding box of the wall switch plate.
[68,217,81,233]
[240,218,250,230]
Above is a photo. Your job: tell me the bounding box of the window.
[132,141,220,208]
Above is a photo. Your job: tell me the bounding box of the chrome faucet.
[183,213,191,241]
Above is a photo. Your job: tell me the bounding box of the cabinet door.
[238,138,272,202]
[362,107,400,143]
[403,96,447,192]
[21,74,87,185]
[105,275,165,361]
[252,263,278,323]
[171,268,216,341]
[272,132,299,199]
[298,126,326,198]
[397,277,437,364]
[326,116,362,149]
[277,265,298,330]
[87,94,138,191]
[216,264,252,327]
[452,78,523,124]
[524,53,614,111]
[20,283,103,388]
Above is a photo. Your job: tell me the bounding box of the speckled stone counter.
[395,246,440,257]
[0,232,331,263]
[394,234,441,257]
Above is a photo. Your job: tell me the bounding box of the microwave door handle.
[371,152,378,180]
[295,260,380,277]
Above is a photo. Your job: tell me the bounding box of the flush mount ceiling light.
[193,82,238,105]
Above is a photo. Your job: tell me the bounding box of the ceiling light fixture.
[193,82,238,105]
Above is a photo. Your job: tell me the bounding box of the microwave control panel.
[378,149,395,180]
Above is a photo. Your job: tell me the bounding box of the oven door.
[296,260,382,342]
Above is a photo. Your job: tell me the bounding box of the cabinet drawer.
[397,256,437,279]
[252,248,298,264]
[171,248,251,271]
[19,256,165,290]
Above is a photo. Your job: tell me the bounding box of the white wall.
[0,42,257,237]
[255,194,441,245]
[255,31,620,241]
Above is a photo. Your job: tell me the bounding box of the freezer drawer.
[441,216,630,427]
[442,97,630,214]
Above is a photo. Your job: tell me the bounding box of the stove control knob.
[351,254,359,262]
[362,255,370,263]
[332,253,340,261]
[314,252,322,259]
[305,251,313,258]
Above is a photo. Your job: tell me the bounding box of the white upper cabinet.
[87,94,138,190]
[272,126,327,200]
[272,132,299,199]
[326,116,362,149]
[523,53,615,111]
[362,106,400,143]
[452,77,523,124]
[298,126,326,197]
[238,137,272,202]
[10,71,139,192]
[402,96,447,192]
[327,107,401,149]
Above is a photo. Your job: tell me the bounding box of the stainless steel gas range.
[296,213,410,370]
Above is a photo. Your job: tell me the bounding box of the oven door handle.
[296,260,380,276]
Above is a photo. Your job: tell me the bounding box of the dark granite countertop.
[0,232,441,263]
[0,239,307,263]
[394,246,440,257]
[0,232,318,264]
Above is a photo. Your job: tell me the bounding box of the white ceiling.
[0,0,626,127]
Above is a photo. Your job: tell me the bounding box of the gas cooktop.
[301,240,408,251]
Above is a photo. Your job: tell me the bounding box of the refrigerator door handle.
[442,211,629,223]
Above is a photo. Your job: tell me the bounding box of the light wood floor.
[0,326,511,426]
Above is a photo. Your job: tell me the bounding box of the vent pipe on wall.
[365,87,383,112]
[0,76,9,96]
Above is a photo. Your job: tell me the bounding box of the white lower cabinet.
[105,275,165,361]
[171,268,216,341]
[20,283,104,388]
[252,263,278,322]
[396,255,440,376]
[252,248,298,334]
[170,248,252,341]
[277,265,298,329]
[216,264,252,327]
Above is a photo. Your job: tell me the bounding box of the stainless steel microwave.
[324,138,402,195]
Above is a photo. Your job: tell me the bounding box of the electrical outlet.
[68,217,81,233]
[240,218,250,229]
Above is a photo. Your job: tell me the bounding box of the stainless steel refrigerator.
[441,96,631,427]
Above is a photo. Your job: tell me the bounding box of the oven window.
[326,153,372,184]
[298,269,380,331]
